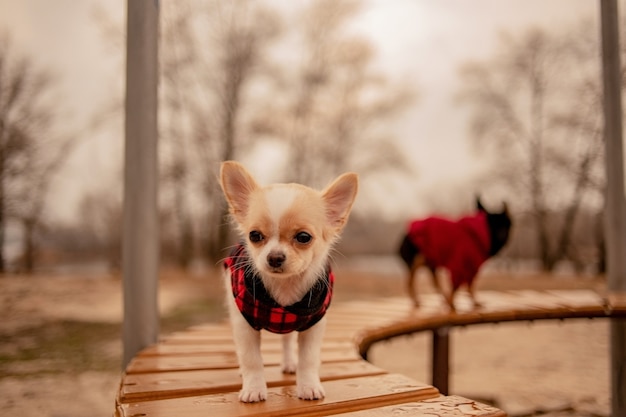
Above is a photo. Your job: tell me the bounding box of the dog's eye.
[294,231,312,244]
[249,230,264,243]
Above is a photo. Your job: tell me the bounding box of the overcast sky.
[0,0,606,222]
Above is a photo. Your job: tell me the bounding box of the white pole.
[122,0,160,368]
[599,1,626,415]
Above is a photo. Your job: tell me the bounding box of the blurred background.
[0,1,623,416]
[0,0,618,275]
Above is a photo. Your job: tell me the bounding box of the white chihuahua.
[219,161,358,403]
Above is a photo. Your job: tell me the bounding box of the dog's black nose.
[267,252,286,268]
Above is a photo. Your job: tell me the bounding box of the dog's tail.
[398,234,420,269]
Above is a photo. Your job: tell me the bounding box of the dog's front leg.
[296,318,326,400]
[444,286,457,313]
[408,255,430,308]
[468,281,483,309]
[230,311,267,402]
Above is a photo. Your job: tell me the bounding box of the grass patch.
[0,320,121,377]
[0,298,226,378]
[161,298,226,333]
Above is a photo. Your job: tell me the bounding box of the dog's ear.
[322,172,359,230]
[219,161,259,221]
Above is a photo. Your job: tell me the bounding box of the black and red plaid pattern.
[224,244,334,334]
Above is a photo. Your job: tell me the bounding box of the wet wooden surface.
[116,290,626,417]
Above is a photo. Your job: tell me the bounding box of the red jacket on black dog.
[398,198,512,310]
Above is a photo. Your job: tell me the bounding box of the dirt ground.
[0,261,612,417]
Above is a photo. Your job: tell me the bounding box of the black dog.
[398,198,512,310]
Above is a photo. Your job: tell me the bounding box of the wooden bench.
[115,289,626,417]
[341,289,626,394]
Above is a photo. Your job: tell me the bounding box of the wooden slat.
[607,292,626,313]
[160,333,235,344]
[354,290,623,358]
[543,290,607,314]
[142,340,237,353]
[139,340,355,356]
[336,395,506,417]
[126,349,360,374]
[116,373,439,417]
[119,360,388,403]
[126,350,237,373]
[157,324,236,344]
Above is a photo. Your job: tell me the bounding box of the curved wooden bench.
[342,289,626,394]
[115,289,625,417]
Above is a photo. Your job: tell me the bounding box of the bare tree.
[93,1,283,265]
[458,23,607,271]
[95,1,413,268]
[285,0,363,185]
[251,0,414,187]
[159,0,200,269]
[165,0,414,263]
[78,188,123,272]
[189,0,283,262]
[94,0,200,269]
[548,24,606,268]
[0,35,78,273]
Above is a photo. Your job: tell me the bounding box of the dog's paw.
[281,360,297,374]
[297,382,325,400]
[239,384,267,403]
[472,301,484,310]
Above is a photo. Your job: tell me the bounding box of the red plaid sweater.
[224,244,334,334]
